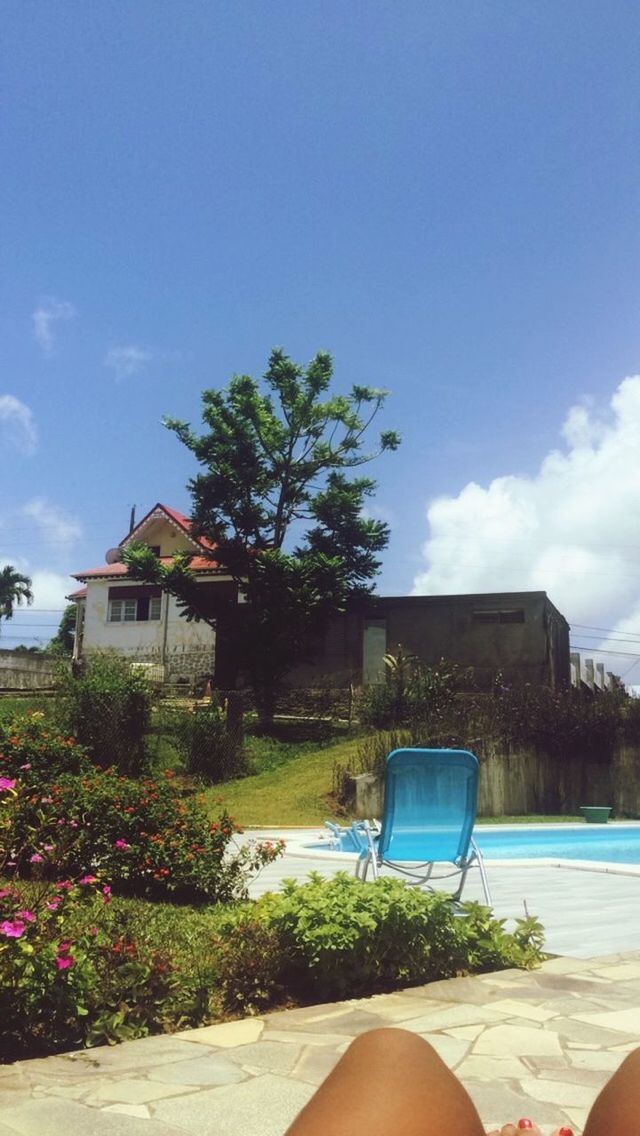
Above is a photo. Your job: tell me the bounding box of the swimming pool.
[297,823,640,866]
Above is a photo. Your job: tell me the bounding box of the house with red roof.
[68,503,240,687]
[69,502,573,694]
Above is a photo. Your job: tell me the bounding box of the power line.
[572,622,640,638]
[571,632,640,646]
[570,644,640,659]
[0,622,58,631]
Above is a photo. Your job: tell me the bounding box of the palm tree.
[0,565,33,624]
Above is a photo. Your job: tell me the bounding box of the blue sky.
[3,2,640,679]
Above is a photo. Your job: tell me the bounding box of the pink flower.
[113,840,130,850]
[0,887,12,899]
[29,853,44,863]
[78,875,97,885]
[102,885,112,904]
[40,796,53,804]
[46,896,62,911]
[1,920,26,938]
[57,880,73,890]
[69,821,78,828]
[43,844,54,852]
[58,940,72,952]
[55,954,74,970]
[19,763,31,771]
[15,910,35,923]
[0,777,16,791]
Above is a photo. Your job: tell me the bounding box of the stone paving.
[2,951,640,1135]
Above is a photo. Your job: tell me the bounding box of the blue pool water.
[475,825,640,863]
[315,825,640,864]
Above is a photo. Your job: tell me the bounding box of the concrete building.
[69,504,570,692]
[286,591,571,691]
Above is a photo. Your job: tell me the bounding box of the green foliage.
[0,711,282,903]
[58,653,153,775]
[484,681,629,759]
[0,708,89,777]
[1,771,543,1061]
[347,660,640,802]
[211,872,545,1011]
[361,651,471,731]
[0,565,33,625]
[0,876,179,1060]
[162,699,246,783]
[123,349,399,719]
[46,605,76,656]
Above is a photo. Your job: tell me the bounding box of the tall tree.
[124,349,399,719]
[0,565,33,628]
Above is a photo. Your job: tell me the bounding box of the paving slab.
[2,951,640,1133]
[153,1074,314,1136]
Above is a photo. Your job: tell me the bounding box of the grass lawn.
[206,732,362,826]
[204,729,584,828]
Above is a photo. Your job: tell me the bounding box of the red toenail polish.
[517,1123,534,1130]
[558,1129,574,1136]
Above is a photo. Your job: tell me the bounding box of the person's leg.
[285,1027,485,1136]
[583,1047,640,1136]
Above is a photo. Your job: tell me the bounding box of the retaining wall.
[0,649,64,691]
[353,740,640,819]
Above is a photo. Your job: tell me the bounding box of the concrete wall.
[0,649,63,690]
[353,741,640,819]
[287,591,570,691]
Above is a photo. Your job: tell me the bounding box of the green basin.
[580,806,612,824]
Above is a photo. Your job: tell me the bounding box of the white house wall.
[81,581,216,686]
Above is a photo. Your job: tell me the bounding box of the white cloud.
[32,297,76,353]
[104,344,152,379]
[412,375,640,681]
[29,569,72,612]
[0,395,38,455]
[23,498,82,550]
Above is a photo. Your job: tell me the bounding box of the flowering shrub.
[0,714,283,903]
[0,868,178,1059]
[0,710,90,782]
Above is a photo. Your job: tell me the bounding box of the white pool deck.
[243,825,640,959]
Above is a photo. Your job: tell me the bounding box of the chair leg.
[452,862,470,902]
[470,838,492,908]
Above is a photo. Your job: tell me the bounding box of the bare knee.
[616,1047,640,1075]
[346,1027,441,1064]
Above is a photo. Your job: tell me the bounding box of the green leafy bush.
[0,713,283,903]
[163,700,246,782]
[212,872,545,1011]
[0,872,179,1060]
[361,651,472,731]
[58,653,153,775]
[0,709,89,780]
[484,682,627,759]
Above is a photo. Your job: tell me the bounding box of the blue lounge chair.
[354,747,492,906]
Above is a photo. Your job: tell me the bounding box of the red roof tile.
[67,587,87,600]
[72,504,221,581]
[73,555,221,582]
